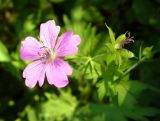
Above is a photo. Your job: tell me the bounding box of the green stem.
[115,57,146,83]
[92,53,107,60]
[123,60,141,76]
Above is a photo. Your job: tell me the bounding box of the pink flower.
[20,20,80,88]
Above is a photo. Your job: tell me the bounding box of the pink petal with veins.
[46,59,69,88]
[55,30,80,57]
[20,37,41,61]
[40,20,60,49]
[23,60,46,88]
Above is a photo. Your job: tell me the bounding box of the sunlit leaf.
[118,49,134,58]
[106,43,115,52]
[97,80,106,100]
[0,41,10,62]
[115,52,122,66]
[27,106,37,121]
[39,91,77,120]
[116,34,126,43]
[105,24,116,45]
[115,34,126,48]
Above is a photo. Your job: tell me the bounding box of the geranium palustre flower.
[20,20,80,88]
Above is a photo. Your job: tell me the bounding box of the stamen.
[119,32,134,47]
[38,46,50,59]
[38,46,56,61]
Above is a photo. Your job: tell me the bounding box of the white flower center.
[38,46,56,62]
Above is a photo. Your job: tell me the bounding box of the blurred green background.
[0,0,160,121]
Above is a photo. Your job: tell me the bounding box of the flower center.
[38,46,56,61]
[50,51,56,60]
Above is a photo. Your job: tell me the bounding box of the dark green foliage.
[0,0,160,121]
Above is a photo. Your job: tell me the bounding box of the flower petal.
[25,78,37,88]
[40,20,60,49]
[54,58,72,75]
[20,37,41,61]
[23,60,46,88]
[46,60,69,88]
[55,30,80,57]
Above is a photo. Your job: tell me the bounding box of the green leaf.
[97,80,106,100]
[83,7,104,22]
[105,52,116,65]
[123,108,149,121]
[115,34,126,48]
[116,84,135,107]
[115,34,126,43]
[0,41,10,62]
[71,103,160,121]
[118,60,135,72]
[102,61,116,82]
[115,52,122,66]
[27,106,37,121]
[71,103,127,121]
[101,62,118,96]
[105,23,115,45]
[40,91,77,120]
[142,46,153,58]
[75,23,99,56]
[123,106,160,121]
[115,81,148,108]
[106,43,115,52]
[118,49,134,58]
[135,107,160,117]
